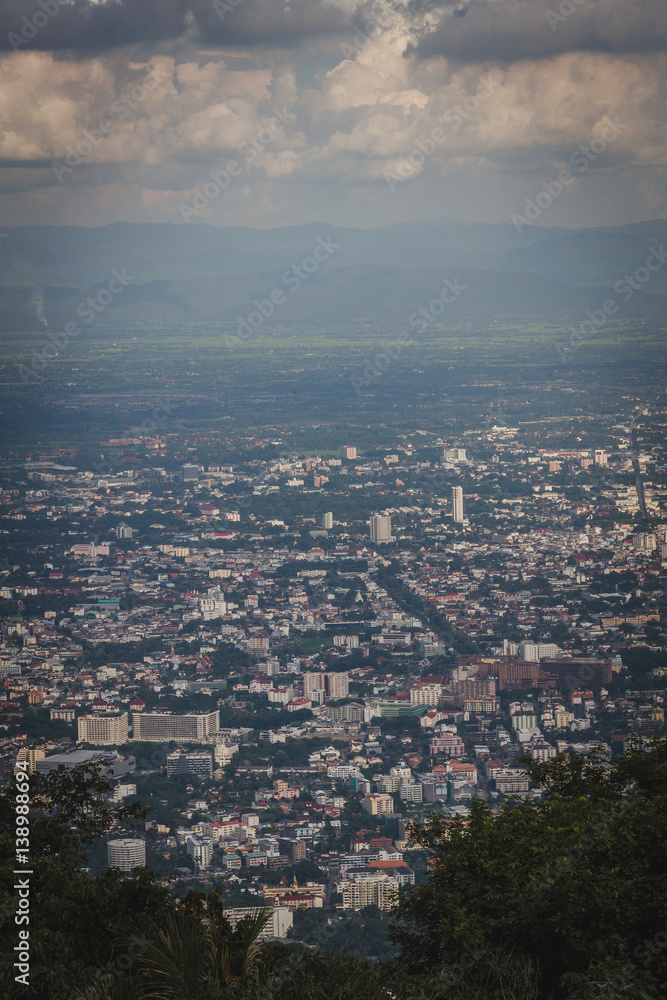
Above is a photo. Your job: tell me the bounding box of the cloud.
[0,2,665,229]
[0,0,354,54]
[407,0,667,63]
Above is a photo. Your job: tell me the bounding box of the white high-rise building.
[452,486,464,524]
[131,710,219,742]
[594,449,608,467]
[200,586,227,620]
[634,533,656,553]
[519,641,561,662]
[78,712,129,746]
[107,838,146,871]
[444,448,467,463]
[187,835,213,869]
[322,512,333,529]
[370,514,394,544]
[225,907,293,939]
[341,875,399,912]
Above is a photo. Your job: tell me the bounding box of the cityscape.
[0,0,666,996]
[2,395,666,958]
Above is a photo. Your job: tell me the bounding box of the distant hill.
[0,218,666,330]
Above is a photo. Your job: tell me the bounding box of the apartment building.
[131,710,220,742]
[78,712,129,745]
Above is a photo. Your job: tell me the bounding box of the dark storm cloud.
[408,0,667,63]
[0,0,352,54]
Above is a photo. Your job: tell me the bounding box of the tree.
[390,738,667,1000]
[0,764,167,1000]
[108,888,271,1000]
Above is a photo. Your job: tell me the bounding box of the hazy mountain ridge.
[0,218,666,330]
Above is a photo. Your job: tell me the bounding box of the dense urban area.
[2,380,666,961]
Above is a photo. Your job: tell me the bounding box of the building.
[429,734,465,756]
[495,770,531,793]
[187,835,213,869]
[333,634,359,650]
[303,672,325,700]
[243,636,270,654]
[497,660,541,690]
[527,741,557,762]
[511,709,538,730]
[181,464,199,481]
[50,707,75,723]
[463,697,499,714]
[200,587,227,620]
[214,741,239,766]
[321,512,333,529]
[15,747,45,774]
[451,486,464,524]
[78,712,129,746]
[340,875,399,912]
[444,448,467,463]
[327,702,365,722]
[519,641,560,662]
[131,710,220,742]
[224,907,293,940]
[167,751,214,778]
[111,782,137,802]
[370,514,394,544]
[420,777,449,802]
[278,838,307,863]
[634,533,657,553]
[594,449,608,466]
[107,838,146,872]
[410,682,442,707]
[115,523,133,539]
[303,671,349,701]
[326,671,349,700]
[540,658,613,688]
[339,446,357,460]
[37,749,136,779]
[399,781,423,803]
[361,793,394,816]
[366,860,415,886]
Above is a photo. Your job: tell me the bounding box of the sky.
[0,0,665,229]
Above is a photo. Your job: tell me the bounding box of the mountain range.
[0,217,666,331]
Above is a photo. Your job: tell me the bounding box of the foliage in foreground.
[391,738,667,1000]
[1,740,666,999]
